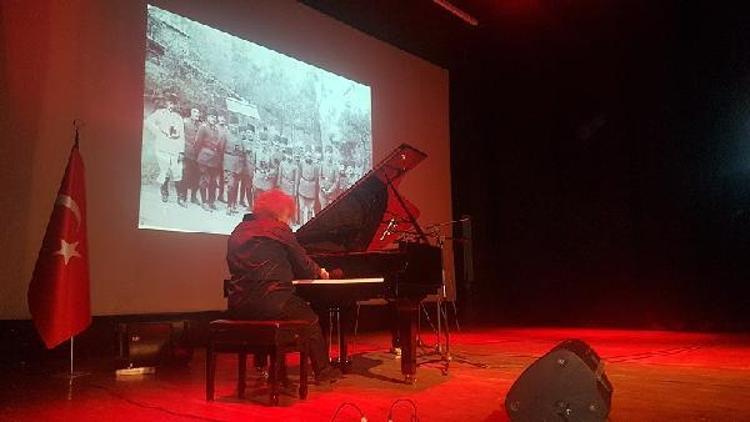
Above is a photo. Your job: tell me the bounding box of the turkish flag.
[28,141,91,349]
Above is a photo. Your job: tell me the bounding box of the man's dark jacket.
[226,213,320,317]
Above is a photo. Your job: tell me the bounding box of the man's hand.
[319,268,330,280]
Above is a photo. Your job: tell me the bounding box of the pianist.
[225,189,341,383]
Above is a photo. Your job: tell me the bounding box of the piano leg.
[327,308,335,363]
[327,306,353,373]
[396,299,419,384]
[338,309,350,373]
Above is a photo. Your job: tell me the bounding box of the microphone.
[461,215,474,283]
[379,218,397,241]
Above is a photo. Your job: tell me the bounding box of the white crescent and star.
[54,239,81,265]
[53,195,83,265]
[55,195,82,231]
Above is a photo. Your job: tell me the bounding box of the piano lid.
[295,144,427,253]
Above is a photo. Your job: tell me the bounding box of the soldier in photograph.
[216,114,230,203]
[252,141,278,204]
[144,92,185,206]
[270,133,284,171]
[223,117,245,215]
[194,110,225,211]
[277,147,299,224]
[238,126,257,209]
[293,146,303,171]
[313,144,324,214]
[182,107,202,205]
[319,144,340,210]
[298,149,320,224]
[259,125,269,143]
[336,161,357,198]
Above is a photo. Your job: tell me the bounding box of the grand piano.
[294,144,443,383]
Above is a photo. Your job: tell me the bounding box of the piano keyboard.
[292,277,385,285]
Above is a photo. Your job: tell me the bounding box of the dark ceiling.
[299,0,477,68]
[299,0,658,70]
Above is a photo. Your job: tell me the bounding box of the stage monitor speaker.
[505,339,613,422]
[116,321,193,369]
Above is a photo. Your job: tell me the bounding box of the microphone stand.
[415,231,450,375]
[416,219,487,375]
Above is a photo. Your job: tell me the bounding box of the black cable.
[330,401,367,422]
[387,398,419,422]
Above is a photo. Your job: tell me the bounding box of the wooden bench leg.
[299,344,308,400]
[238,351,247,399]
[269,348,280,406]
[280,354,289,388]
[206,342,216,401]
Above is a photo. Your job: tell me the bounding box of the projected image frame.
[139,4,372,235]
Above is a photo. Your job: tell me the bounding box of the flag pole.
[55,120,89,386]
[70,336,74,375]
[66,335,81,402]
[73,119,81,147]
[64,336,86,382]
[70,120,80,379]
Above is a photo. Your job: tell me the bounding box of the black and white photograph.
[139,5,372,234]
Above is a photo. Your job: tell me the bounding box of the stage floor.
[2,327,749,421]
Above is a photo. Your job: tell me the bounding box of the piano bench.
[206,319,311,406]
